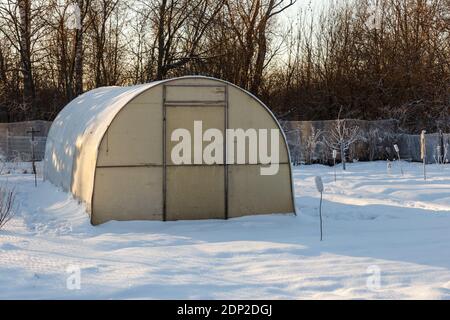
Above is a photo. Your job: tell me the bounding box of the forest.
[0,0,449,132]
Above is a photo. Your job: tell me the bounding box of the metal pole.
[332,149,337,182]
[333,158,336,182]
[423,157,426,181]
[420,130,426,181]
[224,85,229,220]
[27,126,39,187]
[162,86,167,221]
[397,152,403,175]
[319,192,323,241]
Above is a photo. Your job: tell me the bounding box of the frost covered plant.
[420,130,427,180]
[5,151,25,175]
[393,144,404,175]
[444,142,449,164]
[304,127,324,164]
[281,122,302,166]
[0,154,6,175]
[0,185,17,230]
[324,107,360,170]
[289,129,303,166]
[435,145,444,165]
[367,128,381,161]
[332,149,337,182]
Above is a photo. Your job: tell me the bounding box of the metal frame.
[163,102,226,106]
[97,162,290,169]
[224,85,229,220]
[162,85,167,221]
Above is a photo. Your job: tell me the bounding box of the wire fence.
[282,119,449,165]
[0,119,448,165]
[0,121,51,162]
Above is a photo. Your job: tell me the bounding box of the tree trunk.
[0,46,6,83]
[156,0,167,80]
[340,144,346,170]
[251,21,267,95]
[74,0,85,96]
[18,0,36,118]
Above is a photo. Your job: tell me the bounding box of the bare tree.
[0,0,44,117]
[73,0,90,96]
[0,44,6,83]
[45,0,90,101]
[324,107,361,170]
[139,0,225,80]
[267,0,450,131]
[0,0,50,120]
[17,0,35,115]
[303,127,324,164]
[0,0,448,129]
[87,0,120,87]
[224,0,296,94]
[0,185,16,230]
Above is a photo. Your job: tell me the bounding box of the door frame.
[162,84,229,221]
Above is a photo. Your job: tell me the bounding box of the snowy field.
[1,161,450,299]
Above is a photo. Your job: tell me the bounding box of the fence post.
[439,129,444,164]
[6,126,10,161]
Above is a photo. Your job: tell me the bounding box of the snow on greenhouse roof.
[44,81,162,191]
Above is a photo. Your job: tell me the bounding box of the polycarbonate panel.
[165,106,225,165]
[165,85,226,103]
[97,102,163,166]
[227,86,289,164]
[166,166,225,220]
[228,164,294,218]
[92,166,163,225]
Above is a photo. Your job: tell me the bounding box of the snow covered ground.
[1,161,450,299]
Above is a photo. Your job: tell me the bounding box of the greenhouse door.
[163,84,228,220]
